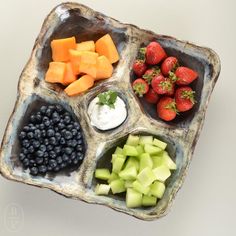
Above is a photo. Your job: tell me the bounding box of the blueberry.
[30,167,38,176]
[54,146,61,154]
[44,138,49,146]
[22,139,30,148]
[34,129,41,139]
[41,130,46,138]
[30,115,37,123]
[44,158,49,165]
[55,132,61,141]
[58,123,65,130]
[77,152,84,160]
[71,139,78,147]
[46,108,53,117]
[47,145,53,151]
[22,158,29,168]
[27,132,34,139]
[49,151,56,159]
[76,132,82,139]
[47,129,55,137]
[28,145,35,154]
[32,140,40,148]
[35,157,44,164]
[19,131,26,140]
[55,105,63,113]
[77,139,83,145]
[53,166,60,172]
[73,122,80,130]
[76,145,83,152]
[60,138,66,145]
[29,124,36,131]
[56,156,63,164]
[36,150,44,157]
[35,114,42,123]
[38,165,47,174]
[39,124,45,130]
[64,147,72,155]
[43,116,49,122]
[52,112,60,124]
[49,159,57,168]
[39,144,46,153]
[19,153,25,161]
[43,151,49,158]
[60,162,66,169]
[67,158,72,164]
[64,116,71,124]
[49,137,57,145]
[73,158,79,165]
[23,126,30,132]
[22,148,28,155]
[27,154,34,159]
[29,159,36,167]
[40,105,47,114]
[47,166,52,171]
[65,131,73,140]
[71,129,77,136]
[62,154,69,162]
[67,124,73,131]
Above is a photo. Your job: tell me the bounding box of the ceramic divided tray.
[0,2,220,220]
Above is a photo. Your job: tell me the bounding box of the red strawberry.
[161,56,178,76]
[175,67,198,85]
[151,75,174,96]
[157,97,177,121]
[145,42,167,65]
[142,67,161,84]
[132,78,149,97]
[132,59,147,77]
[144,88,159,104]
[175,86,196,112]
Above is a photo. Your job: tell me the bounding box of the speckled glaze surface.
[0,2,220,220]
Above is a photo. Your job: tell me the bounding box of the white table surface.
[0,0,235,235]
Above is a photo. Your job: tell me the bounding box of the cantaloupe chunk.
[95,34,119,64]
[63,62,77,86]
[64,75,95,96]
[51,37,76,62]
[96,56,113,80]
[76,41,95,52]
[69,50,98,77]
[45,62,66,84]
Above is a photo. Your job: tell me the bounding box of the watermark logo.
[3,203,24,232]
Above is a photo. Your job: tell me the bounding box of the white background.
[0,0,236,235]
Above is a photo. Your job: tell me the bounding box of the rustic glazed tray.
[0,2,220,220]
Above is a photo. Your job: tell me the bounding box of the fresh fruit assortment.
[95,134,176,208]
[45,34,119,96]
[18,104,85,176]
[132,41,198,121]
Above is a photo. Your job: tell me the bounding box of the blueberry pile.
[18,104,85,176]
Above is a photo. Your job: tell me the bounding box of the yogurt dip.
[88,94,127,131]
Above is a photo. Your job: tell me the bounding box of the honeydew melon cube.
[142,195,157,206]
[137,167,156,187]
[151,155,165,168]
[119,166,137,180]
[114,146,123,155]
[126,188,142,208]
[139,136,153,146]
[150,181,165,198]
[112,157,126,173]
[136,145,144,157]
[132,180,150,195]
[153,138,167,150]
[125,157,139,171]
[152,165,171,182]
[139,153,153,172]
[110,179,126,194]
[123,145,138,156]
[111,154,125,163]
[108,172,119,184]
[162,151,176,170]
[95,184,110,195]
[126,135,140,146]
[95,168,111,180]
[125,180,135,188]
[144,144,163,155]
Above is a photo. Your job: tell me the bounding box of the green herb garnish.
[97,90,118,109]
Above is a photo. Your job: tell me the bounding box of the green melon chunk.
[142,195,157,206]
[137,167,156,187]
[139,136,153,146]
[95,184,110,195]
[111,154,125,163]
[162,151,176,170]
[136,145,144,157]
[152,165,171,182]
[126,134,140,146]
[126,188,142,208]
[95,168,111,180]
[132,180,150,195]
[119,166,137,180]
[110,179,126,194]
[112,157,126,173]
[153,138,167,150]
[151,155,164,168]
[125,180,135,188]
[139,153,153,172]
[114,146,123,155]
[123,145,138,156]
[150,181,165,198]
[108,172,119,184]
[144,144,163,155]
[125,156,139,171]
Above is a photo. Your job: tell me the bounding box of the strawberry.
[144,88,159,104]
[151,75,174,96]
[132,59,147,77]
[157,97,177,121]
[175,67,198,85]
[145,42,167,65]
[175,86,196,112]
[161,56,178,76]
[142,66,161,84]
[132,78,149,97]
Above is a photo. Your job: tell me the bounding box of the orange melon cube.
[96,56,113,80]
[63,62,77,86]
[76,41,95,52]
[95,34,119,64]
[51,37,76,62]
[64,75,95,96]
[45,62,66,84]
